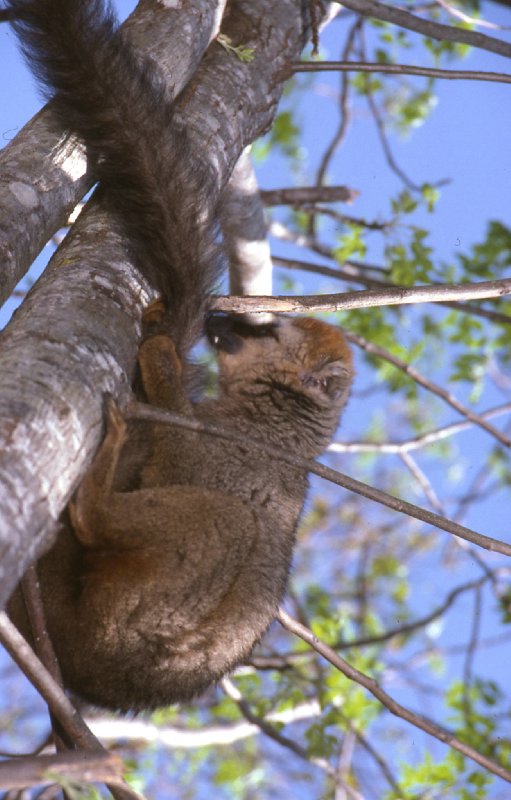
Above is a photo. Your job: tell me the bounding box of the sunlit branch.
[434,0,506,31]
[0,752,125,793]
[399,450,444,514]
[272,251,511,327]
[89,701,321,748]
[212,277,511,314]
[328,402,511,454]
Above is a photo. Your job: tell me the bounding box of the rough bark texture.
[0,0,225,305]
[0,0,321,608]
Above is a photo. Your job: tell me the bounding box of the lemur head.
[206,313,354,447]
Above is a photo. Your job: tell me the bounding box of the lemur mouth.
[205,312,279,354]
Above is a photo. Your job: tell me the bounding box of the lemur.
[7,0,354,711]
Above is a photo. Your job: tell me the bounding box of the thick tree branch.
[0,0,321,608]
[0,0,225,306]
[220,147,273,323]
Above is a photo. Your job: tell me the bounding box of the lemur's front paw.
[142,299,169,341]
[142,299,166,327]
[138,334,183,379]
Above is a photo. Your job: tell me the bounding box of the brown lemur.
[7,0,354,712]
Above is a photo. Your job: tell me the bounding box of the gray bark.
[0,0,320,608]
[0,0,225,305]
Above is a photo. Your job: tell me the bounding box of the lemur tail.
[8,0,223,353]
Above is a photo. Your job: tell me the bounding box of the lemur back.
[7,0,354,711]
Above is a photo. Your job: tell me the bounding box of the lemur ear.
[300,362,353,401]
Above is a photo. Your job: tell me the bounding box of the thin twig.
[277,608,511,783]
[461,586,483,728]
[334,575,490,649]
[360,31,425,191]
[344,329,511,448]
[127,401,511,556]
[342,719,406,798]
[220,678,340,780]
[293,60,511,84]
[328,402,511,454]
[399,451,444,514]
[314,17,362,189]
[434,0,508,31]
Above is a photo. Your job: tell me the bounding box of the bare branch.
[335,575,491,649]
[277,609,511,784]
[212,277,511,313]
[346,723,405,797]
[272,252,511,327]
[0,752,124,792]
[301,206,392,231]
[293,59,511,85]
[314,16,361,191]
[360,28,425,192]
[260,186,358,205]
[334,0,511,60]
[220,678,343,783]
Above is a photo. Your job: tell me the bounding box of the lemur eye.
[205,312,279,354]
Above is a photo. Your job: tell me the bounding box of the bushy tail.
[8,0,222,354]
